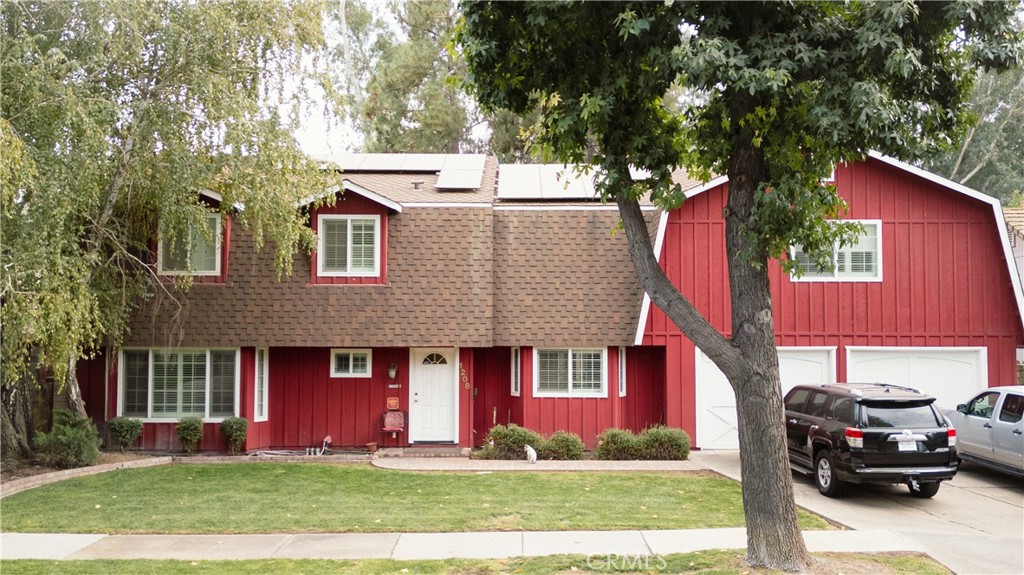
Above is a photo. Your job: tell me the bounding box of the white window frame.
[533,347,607,398]
[317,214,381,277]
[157,214,222,276]
[791,219,882,283]
[330,348,372,378]
[510,347,521,397]
[117,348,239,423]
[618,347,627,397]
[254,348,269,422]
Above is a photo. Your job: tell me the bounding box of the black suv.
[783,383,958,498]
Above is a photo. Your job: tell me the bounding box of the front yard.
[1,463,831,533]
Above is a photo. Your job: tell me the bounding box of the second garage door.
[846,347,988,411]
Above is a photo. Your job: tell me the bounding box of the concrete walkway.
[0,453,930,563]
[0,528,920,561]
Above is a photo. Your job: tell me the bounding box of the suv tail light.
[948,427,957,447]
[845,427,863,449]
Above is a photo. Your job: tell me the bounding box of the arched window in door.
[422,353,448,365]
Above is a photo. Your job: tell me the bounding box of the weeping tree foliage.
[458,1,1022,571]
[1,0,337,460]
[328,0,533,160]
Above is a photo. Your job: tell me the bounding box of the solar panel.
[436,155,487,189]
[497,164,601,200]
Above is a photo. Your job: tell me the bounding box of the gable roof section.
[634,154,1024,343]
[298,180,404,213]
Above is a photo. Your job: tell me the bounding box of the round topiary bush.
[538,430,585,460]
[638,425,691,460]
[219,416,248,455]
[107,416,143,453]
[176,416,204,455]
[594,428,641,460]
[36,409,101,469]
[477,424,545,460]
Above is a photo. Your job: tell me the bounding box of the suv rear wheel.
[907,481,941,498]
[814,450,844,497]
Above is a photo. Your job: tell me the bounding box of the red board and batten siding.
[643,158,1024,442]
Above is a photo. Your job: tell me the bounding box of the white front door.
[695,347,836,450]
[409,348,458,443]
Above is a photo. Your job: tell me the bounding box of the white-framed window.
[618,346,627,397]
[254,348,268,422]
[158,214,221,276]
[330,349,372,378]
[119,348,238,421]
[534,348,606,398]
[317,214,380,277]
[791,220,882,282]
[510,347,521,397]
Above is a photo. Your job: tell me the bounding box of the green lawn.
[1,463,831,533]
[0,552,950,575]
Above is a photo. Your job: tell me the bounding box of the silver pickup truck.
[944,385,1024,478]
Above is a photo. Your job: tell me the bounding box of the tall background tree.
[924,66,1024,204]
[459,1,1022,571]
[327,0,533,160]
[1,0,337,461]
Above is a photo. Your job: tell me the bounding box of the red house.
[77,152,1024,452]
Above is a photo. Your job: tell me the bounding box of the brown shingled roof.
[126,158,675,349]
[1004,207,1024,241]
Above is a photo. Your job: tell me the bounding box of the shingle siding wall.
[126,206,495,348]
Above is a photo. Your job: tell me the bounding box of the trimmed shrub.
[107,417,143,453]
[477,424,545,460]
[220,417,248,455]
[176,417,204,455]
[537,430,585,460]
[638,426,690,460]
[594,428,641,460]
[36,409,101,469]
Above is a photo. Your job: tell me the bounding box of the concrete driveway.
[691,451,1024,575]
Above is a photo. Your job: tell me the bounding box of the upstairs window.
[534,348,606,397]
[791,220,881,282]
[318,214,380,277]
[158,214,221,276]
[331,349,372,378]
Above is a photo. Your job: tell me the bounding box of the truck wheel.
[814,450,844,497]
[908,481,940,498]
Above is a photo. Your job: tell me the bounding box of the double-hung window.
[158,214,221,276]
[534,348,606,397]
[121,349,237,420]
[791,220,882,282]
[318,214,380,277]
[331,349,372,378]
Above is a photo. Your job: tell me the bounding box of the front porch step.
[376,446,471,458]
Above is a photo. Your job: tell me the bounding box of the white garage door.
[695,347,836,450]
[846,347,987,411]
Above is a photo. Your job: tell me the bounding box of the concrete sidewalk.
[0,528,922,561]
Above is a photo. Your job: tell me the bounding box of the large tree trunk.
[1,374,36,463]
[63,356,88,419]
[724,145,811,571]
[616,158,811,570]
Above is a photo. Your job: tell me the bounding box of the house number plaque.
[459,364,470,390]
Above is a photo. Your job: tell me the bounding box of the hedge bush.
[476,424,544,460]
[107,417,143,453]
[638,425,690,460]
[594,428,641,460]
[596,427,691,460]
[220,417,248,455]
[36,409,101,469]
[537,430,585,460]
[176,417,204,454]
